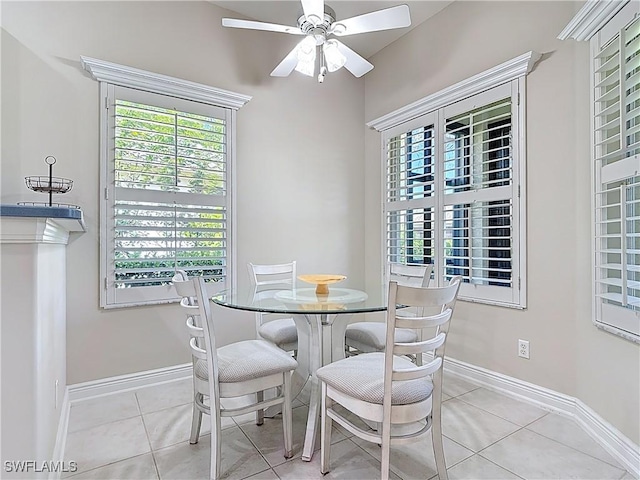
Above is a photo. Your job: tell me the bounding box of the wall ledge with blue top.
[0,204,86,244]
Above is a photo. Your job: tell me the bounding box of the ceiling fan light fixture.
[297,35,317,56]
[295,57,316,77]
[295,36,317,77]
[323,40,346,72]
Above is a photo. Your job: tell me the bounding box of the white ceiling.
[210,1,453,59]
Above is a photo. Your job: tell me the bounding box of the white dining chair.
[172,272,297,480]
[344,263,433,362]
[248,261,298,356]
[317,276,462,480]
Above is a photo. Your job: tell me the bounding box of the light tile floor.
[64,374,636,480]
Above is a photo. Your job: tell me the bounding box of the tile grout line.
[65,390,142,435]
[475,423,628,478]
[236,404,310,470]
[62,452,155,480]
[519,423,631,472]
[474,452,527,480]
[65,412,142,436]
[453,390,549,425]
[234,417,283,477]
[135,390,162,480]
[448,389,630,473]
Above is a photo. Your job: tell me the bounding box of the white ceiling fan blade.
[222,18,303,35]
[300,0,325,25]
[331,5,411,37]
[270,43,302,77]
[335,41,373,78]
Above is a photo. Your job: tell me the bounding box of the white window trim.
[82,57,250,308]
[559,1,640,343]
[372,52,541,310]
[81,56,251,110]
[557,0,630,42]
[367,51,541,132]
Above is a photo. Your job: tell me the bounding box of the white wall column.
[1,216,82,477]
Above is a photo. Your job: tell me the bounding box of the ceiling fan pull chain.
[318,53,327,83]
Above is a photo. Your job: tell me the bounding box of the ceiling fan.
[222,0,411,83]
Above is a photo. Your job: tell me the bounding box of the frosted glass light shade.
[323,40,346,72]
[295,36,317,77]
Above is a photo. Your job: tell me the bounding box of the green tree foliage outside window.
[113,100,227,288]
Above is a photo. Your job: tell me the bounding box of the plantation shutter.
[384,112,437,269]
[382,81,523,307]
[104,86,231,307]
[441,82,520,305]
[593,13,640,338]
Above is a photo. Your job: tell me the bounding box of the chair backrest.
[248,261,297,332]
[383,276,462,387]
[248,261,297,288]
[172,270,194,304]
[173,275,221,402]
[173,270,203,351]
[389,263,433,288]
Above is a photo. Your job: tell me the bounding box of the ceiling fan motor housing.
[297,5,338,44]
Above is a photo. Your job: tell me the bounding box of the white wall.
[1,1,365,384]
[364,1,640,444]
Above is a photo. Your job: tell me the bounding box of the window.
[591,5,640,341]
[560,1,639,341]
[370,52,539,308]
[81,57,250,308]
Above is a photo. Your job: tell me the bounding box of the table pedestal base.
[292,313,350,462]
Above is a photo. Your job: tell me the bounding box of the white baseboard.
[49,387,70,480]
[68,363,192,403]
[442,355,576,413]
[575,399,640,478]
[439,354,640,477]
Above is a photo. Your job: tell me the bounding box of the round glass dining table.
[212,282,387,462]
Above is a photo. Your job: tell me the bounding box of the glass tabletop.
[212,282,388,315]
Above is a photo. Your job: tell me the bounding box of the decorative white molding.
[575,399,640,477]
[81,56,252,110]
[0,217,73,244]
[68,363,192,402]
[558,0,630,41]
[49,388,70,480]
[440,355,640,477]
[440,354,576,413]
[367,51,542,132]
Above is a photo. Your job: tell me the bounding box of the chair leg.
[320,382,333,474]
[432,408,448,480]
[256,391,264,426]
[190,393,203,444]
[380,413,392,480]
[210,400,222,480]
[282,372,293,459]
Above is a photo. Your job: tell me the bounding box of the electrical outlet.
[518,339,530,359]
